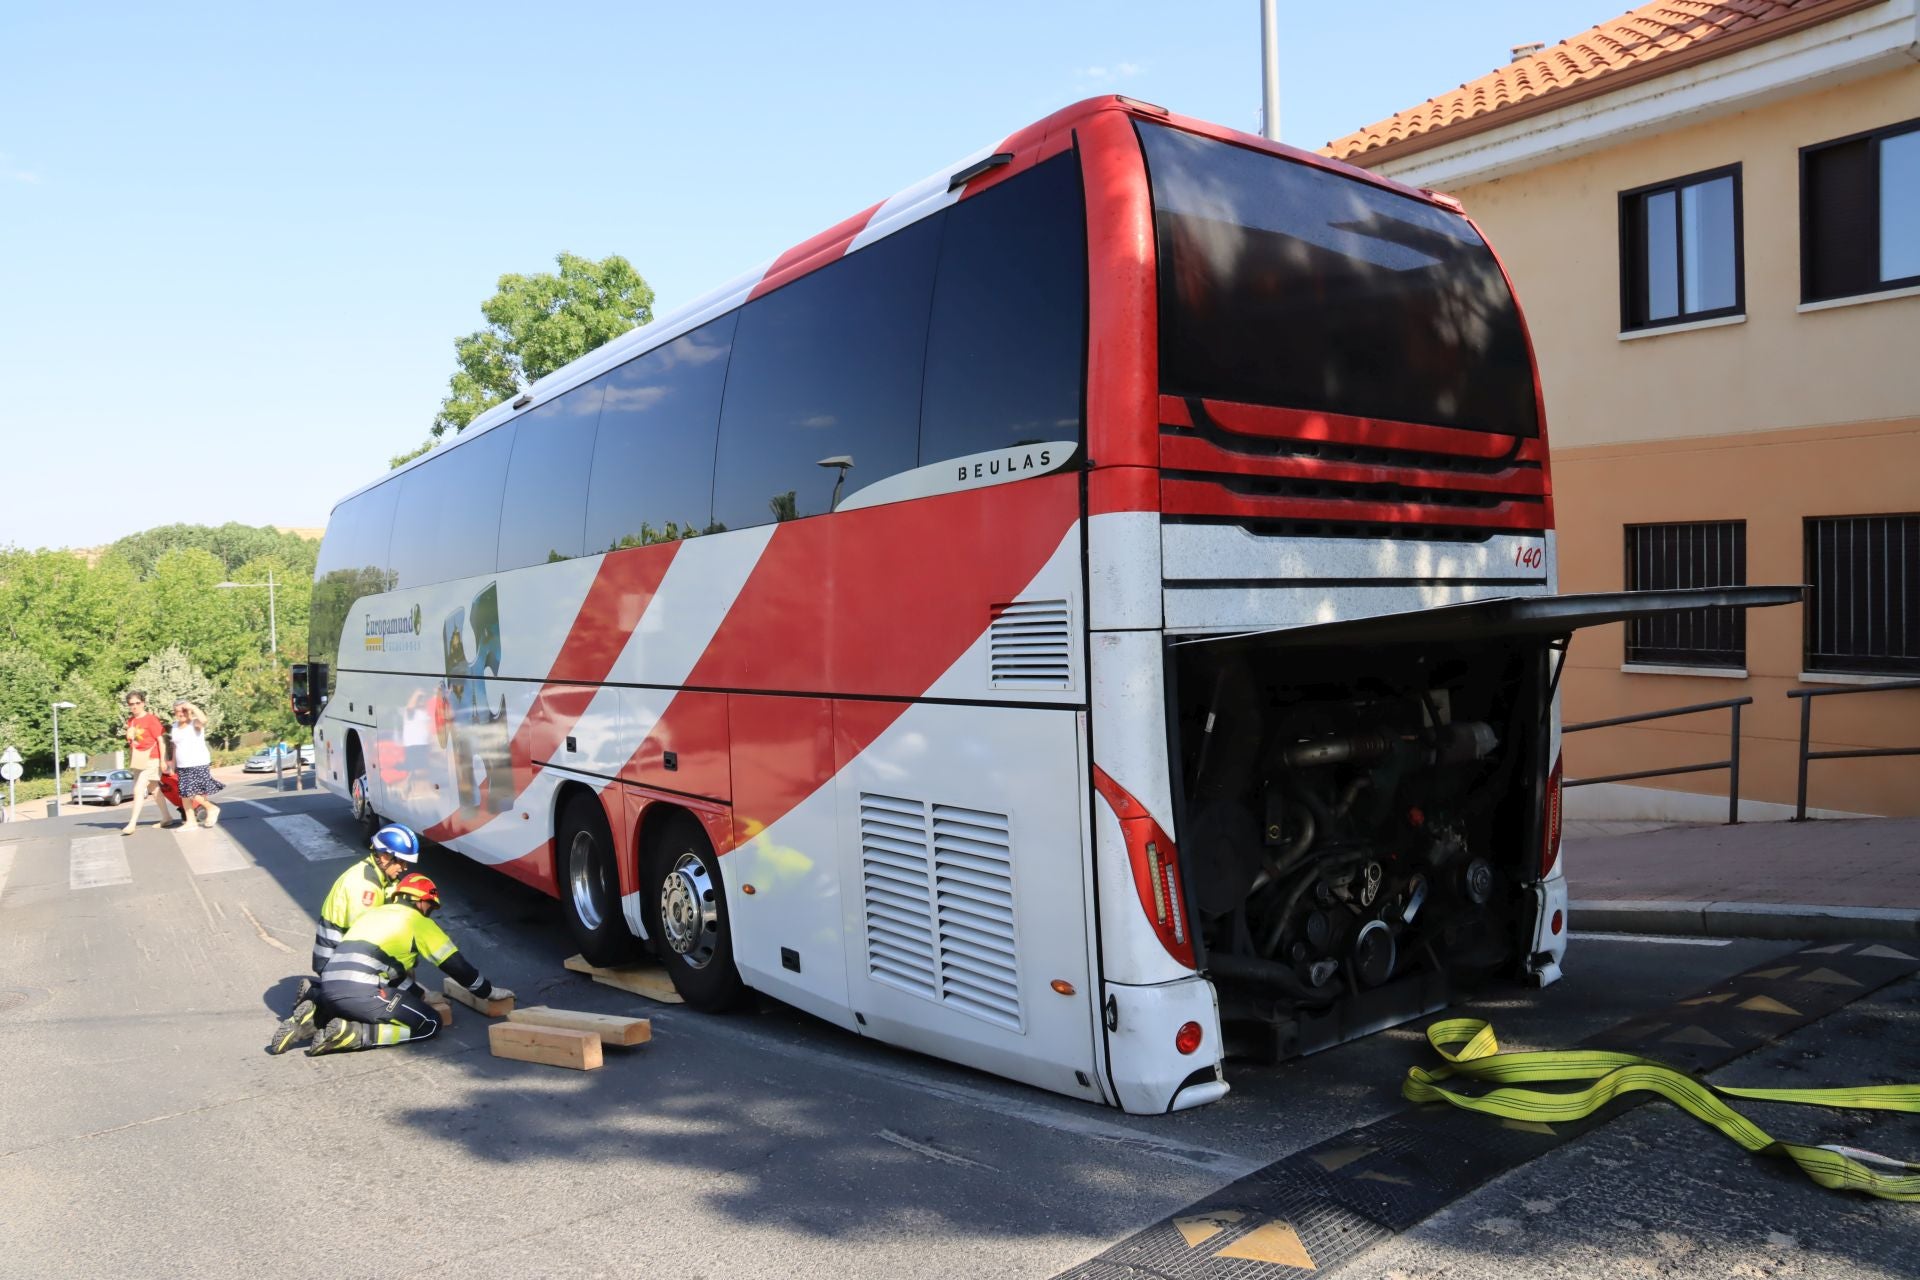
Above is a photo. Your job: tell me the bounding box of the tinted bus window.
[497,381,604,569]
[310,479,400,680]
[1139,123,1538,437]
[921,154,1087,465]
[712,216,941,528]
[583,312,737,551]
[390,423,516,587]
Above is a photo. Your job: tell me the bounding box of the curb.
[1572,898,1920,942]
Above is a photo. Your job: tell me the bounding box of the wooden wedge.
[425,995,454,1027]
[562,953,685,1005]
[509,1005,651,1047]
[443,978,514,1017]
[487,1022,602,1071]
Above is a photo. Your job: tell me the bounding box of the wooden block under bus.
[509,1005,651,1047]
[562,953,685,1005]
[442,978,514,1017]
[425,996,454,1027]
[487,1022,603,1071]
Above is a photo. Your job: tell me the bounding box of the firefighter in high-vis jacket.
[267,823,420,1055]
[302,872,513,1057]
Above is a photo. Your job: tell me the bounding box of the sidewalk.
[1566,817,1920,941]
[1,763,305,824]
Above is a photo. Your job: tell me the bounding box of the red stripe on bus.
[1165,396,1528,460]
[1083,110,1159,471]
[748,201,885,302]
[1159,435,1548,496]
[1160,479,1547,530]
[1088,466,1159,514]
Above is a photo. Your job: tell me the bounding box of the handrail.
[1563,697,1752,826]
[1787,678,1920,820]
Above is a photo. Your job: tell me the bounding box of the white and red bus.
[293,96,1789,1113]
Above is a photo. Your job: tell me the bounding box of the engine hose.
[1206,951,1342,1006]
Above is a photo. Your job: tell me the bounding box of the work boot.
[292,977,315,1006]
[305,1017,372,1057]
[267,1000,319,1055]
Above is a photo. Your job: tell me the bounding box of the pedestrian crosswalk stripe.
[70,835,132,889]
[0,844,14,901]
[174,826,251,876]
[228,799,282,815]
[265,813,356,861]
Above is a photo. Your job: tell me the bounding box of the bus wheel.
[559,793,640,967]
[351,771,379,842]
[645,815,746,1011]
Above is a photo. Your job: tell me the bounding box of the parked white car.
[71,770,136,805]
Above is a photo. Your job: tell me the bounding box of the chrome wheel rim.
[568,831,605,932]
[351,775,372,822]
[659,852,718,968]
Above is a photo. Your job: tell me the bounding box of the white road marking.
[266,813,358,861]
[70,835,132,889]
[173,826,252,876]
[875,1129,1000,1172]
[0,843,14,901]
[226,799,282,815]
[1569,932,1731,947]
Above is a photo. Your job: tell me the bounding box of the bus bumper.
[1104,975,1228,1114]
[1528,869,1570,987]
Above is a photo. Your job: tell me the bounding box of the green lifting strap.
[1404,1017,1920,1202]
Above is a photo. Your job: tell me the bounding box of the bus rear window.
[1138,123,1538,438]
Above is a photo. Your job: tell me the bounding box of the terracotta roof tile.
[1323,0,1869,163]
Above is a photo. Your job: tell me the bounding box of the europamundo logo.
[363,607,424,653]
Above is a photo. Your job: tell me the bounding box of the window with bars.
[1804,515,1920,675]
[1624,522,1747,668]
[1619,165,1743,331]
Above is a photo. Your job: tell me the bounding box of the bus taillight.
[1092,767,1197,970]
[1540,755,1564,879]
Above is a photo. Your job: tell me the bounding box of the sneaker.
[305,1017,369,1057]
[203,804,222,829]
[267,1001,319,1055]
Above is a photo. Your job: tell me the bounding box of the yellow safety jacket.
[310,856,395,975]
[320,902,491,998]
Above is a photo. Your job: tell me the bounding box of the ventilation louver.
[989,599,1072,690]
[859,792,1022,1031]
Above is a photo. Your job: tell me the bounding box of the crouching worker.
[267,823,419,1054]
[306,873,512,1057]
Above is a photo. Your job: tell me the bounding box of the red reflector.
[1551,909,1563,936]
[1540,757,1564,879]
[1175,1021,1203,1055]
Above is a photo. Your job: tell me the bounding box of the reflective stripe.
[324,970,383,986]
[316,924,344,942]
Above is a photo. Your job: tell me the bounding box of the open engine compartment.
[1170,633,1552,1062]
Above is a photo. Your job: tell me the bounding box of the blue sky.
[0,1,1595,549]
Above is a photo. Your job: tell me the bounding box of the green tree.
[433,252,655,438]
[223,650,298,747]
[390,439,435,469]
[0,548,129,677]
[107,522,318,580]
[143,549,254,683]
[124,647,226,740]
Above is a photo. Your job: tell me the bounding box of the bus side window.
[710,214,941,529]
[583,311,737,552]
[310,478,401,692]
[920,153,1088,467]
[390,421,517,587]
[498,380,605,570]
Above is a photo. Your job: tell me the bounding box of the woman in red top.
[121,690,181,834]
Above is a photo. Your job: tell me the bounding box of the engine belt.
[1405,1017,1920,1201]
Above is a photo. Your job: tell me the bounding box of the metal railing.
[1788,678,1920,820]
[1563,697,1752,825]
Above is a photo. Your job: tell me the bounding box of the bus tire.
[559,793,640,967]
[643,814,746,1011]
[348,734,379,841]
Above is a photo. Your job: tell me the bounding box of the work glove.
[484,985,514,1003]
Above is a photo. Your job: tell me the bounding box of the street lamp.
[48,700,75,818]
[817,455,854,511]
[217,565,277,668]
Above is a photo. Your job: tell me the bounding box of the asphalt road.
[1,783,1914,1279]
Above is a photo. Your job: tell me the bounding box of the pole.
[49,705,62,819]
[267,566,278,669]
[1259,0,1281,142]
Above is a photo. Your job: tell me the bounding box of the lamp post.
[216,565,277,668]
[1259,0,1281,142]
[817,455,855,511]
[48,700,75,818]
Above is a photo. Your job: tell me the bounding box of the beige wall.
[1452,65,1920,816]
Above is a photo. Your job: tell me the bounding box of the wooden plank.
[509,1005,651,1047]
[425,996,454,1028]
[562,953,685,1005]
[488,1022,602,1071]
[442,978,514,1017]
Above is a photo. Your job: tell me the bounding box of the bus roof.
[337,96,1457,512]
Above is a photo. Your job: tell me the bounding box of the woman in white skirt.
[170,702,223,827]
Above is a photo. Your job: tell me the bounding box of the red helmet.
[392,873,441,913]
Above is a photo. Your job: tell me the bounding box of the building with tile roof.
[1325,0,1920,819]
